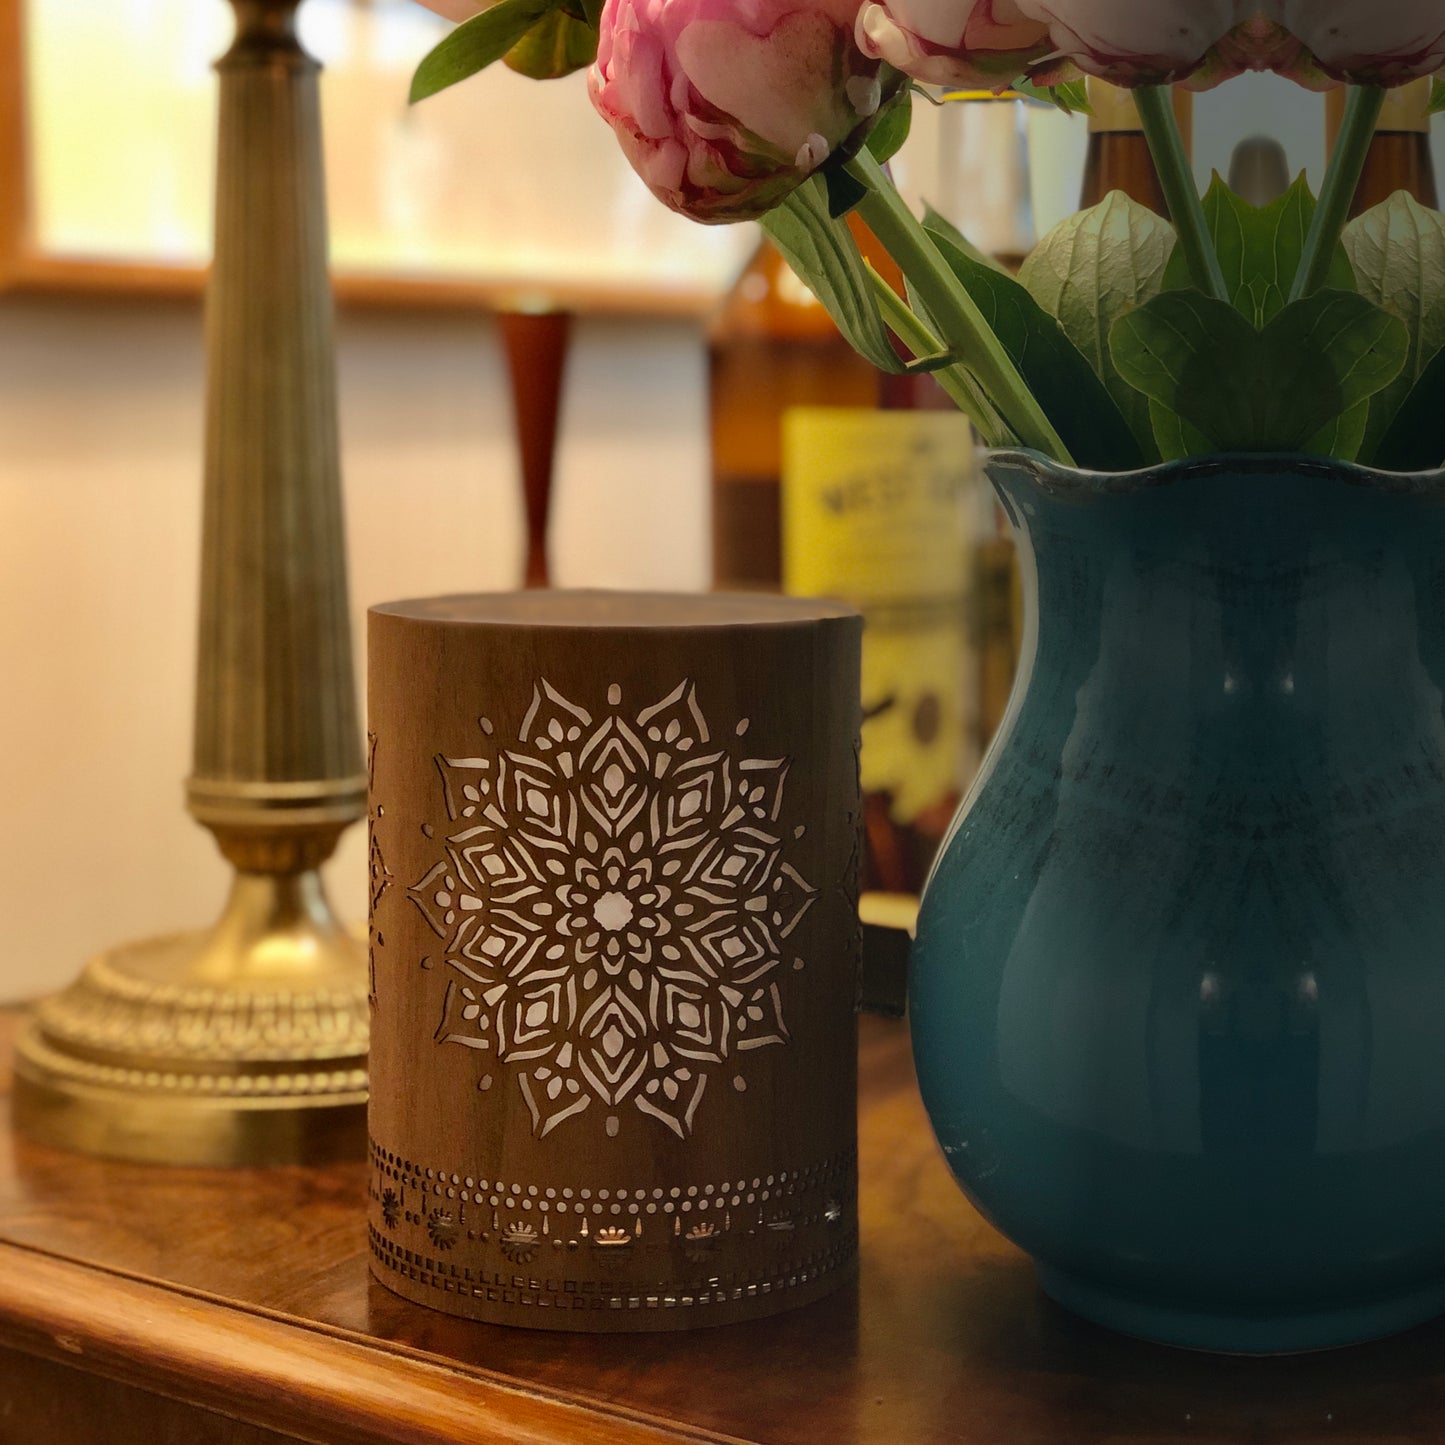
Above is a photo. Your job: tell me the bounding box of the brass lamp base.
[11,0,374,1170]
[14,871,369,1167]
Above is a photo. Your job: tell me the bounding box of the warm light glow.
[25,0,752,292]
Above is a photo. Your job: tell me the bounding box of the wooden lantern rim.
[370,590,861,631]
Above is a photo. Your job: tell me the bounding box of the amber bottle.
[1080,78,1195,214]
[714,223,967,895]
[708,239,879,591]
[1328,78,1439,217]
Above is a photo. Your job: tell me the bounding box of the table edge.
[0,1236,753,1445]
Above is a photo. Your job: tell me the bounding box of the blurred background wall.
[1,68,1440,1002]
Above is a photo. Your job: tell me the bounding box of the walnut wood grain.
[0,1241,734,1445]
[366,593,863,1330]
[0,1349,300,1445]
[1,1007,1445,1442]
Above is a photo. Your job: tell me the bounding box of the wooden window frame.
[0,0,722,318]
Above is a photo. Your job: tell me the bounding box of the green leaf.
[1013,78,1091,116]
[1111,290,1407,455]
[1307,403,1369,464]
[1431,79,1445,116]
[503,7,597,78]
[822,165,869,219]
[1161,173,1356,327]
[866,87,913,165]
[411,0,557,102]
[1375,342,1445,470]
[921,205,1010,275]
[1018,192,1177,461]
[1148,401,1212,463]
[762,176,912,375]
[1344,191,1445,460]
[920,230,1144,471]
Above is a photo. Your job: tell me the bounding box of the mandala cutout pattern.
[367,731,393,1000]
[408,680,816,1140]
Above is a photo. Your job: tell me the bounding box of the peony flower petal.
[854,0,1051,88]
[589,0,885,221]
[845,74,883,115]
[1014,0,1241,84]
[676,13,851,155]
[611,30,676,139]
[1261,0,1445,85]
[795,131,832,167]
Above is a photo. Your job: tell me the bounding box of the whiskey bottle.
[782,406,978,896]
[1080,78,1194,214]
[1328,77,1439,216]
[708,239,878,590]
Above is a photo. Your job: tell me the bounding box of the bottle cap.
[1227,136,1292,207]
[1086,78,1194,148]
[1086,77,1144,134]
[1377,77,1433,134]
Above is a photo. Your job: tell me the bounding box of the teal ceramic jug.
[911,450,1445,1353]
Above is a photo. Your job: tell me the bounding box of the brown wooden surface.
[4,1007,1445,1442]
[0,252,725,319]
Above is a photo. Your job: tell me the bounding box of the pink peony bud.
[589,0,884,222]
[1013,0,1253,87]
[852,0,1053,91]
[1260,1,1445,87]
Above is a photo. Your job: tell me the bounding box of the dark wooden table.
[0,1008,1441,1443]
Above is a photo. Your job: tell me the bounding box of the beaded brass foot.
[14,864,368,1168]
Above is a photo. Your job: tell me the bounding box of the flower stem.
[867,271,1010,448]
[846,149,1073,463]
[1289,85,1386,303]
[1134,86,1228,303]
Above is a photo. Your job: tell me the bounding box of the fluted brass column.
[14,0,369,1166]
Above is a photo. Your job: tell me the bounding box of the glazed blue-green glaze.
[912,450,1445,1353]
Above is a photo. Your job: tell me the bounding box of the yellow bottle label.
[782,408,978,825]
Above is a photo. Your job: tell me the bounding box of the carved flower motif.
[684,1220,723,1262]
[500,1221,540,1263]
[380,1188,401,1230]
[411,681,816,1140]
[426,1209,460,1250]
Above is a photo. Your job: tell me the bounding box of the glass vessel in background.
[1327,77,1439,216]
[1227,136,1292,208]
[783,410,977,897]
[708,239,878,591]
[1080,79,1194,216]
[931,92,1035,268]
